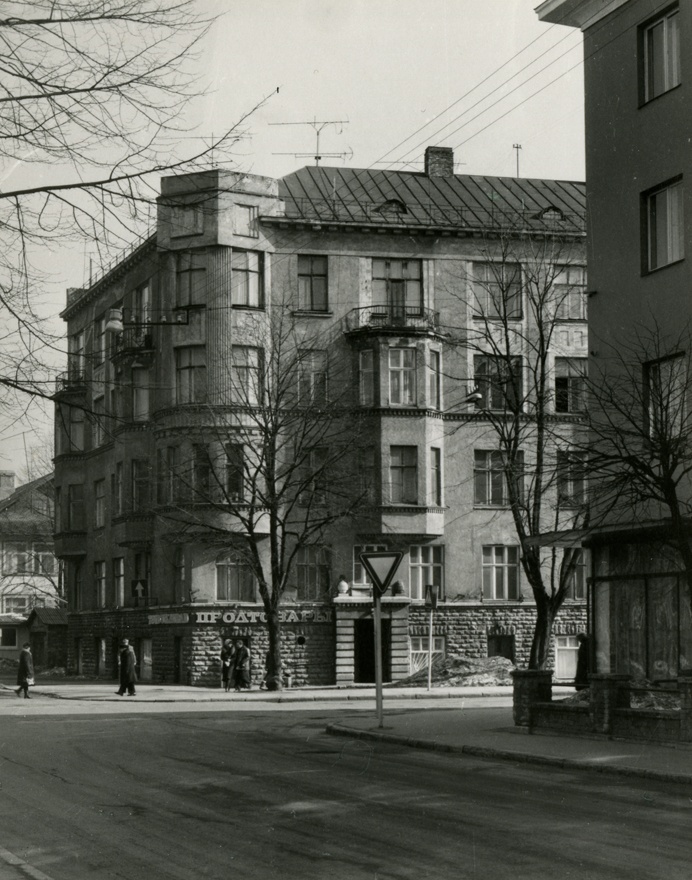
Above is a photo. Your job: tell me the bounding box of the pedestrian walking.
[14,642,34,699]
[574,632,590,691]
[232,639,251,691]
[220,638,235,692]
[116,639,137,696]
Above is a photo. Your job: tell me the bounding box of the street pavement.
[2,678,691,786]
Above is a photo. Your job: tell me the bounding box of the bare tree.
[0,1,273,426]
[446,232,588,668]
[588,324,692,596]
[156,304,370,689]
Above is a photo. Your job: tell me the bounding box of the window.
[429,350,441,410]
[390,446,417,504]
[114,557,125,606]
[131,280,151,324]
[557,450,587,507]
[0,628,17,647]
[555,357,587,413]
[474,450,523,506]
[112,463,123,515]
[353,544,387,584]
[132,460,151,510]
[359,350,375,406]
[68,330,85,378]
[554,266,587,320]
[173,546,186,603]
[430,448,442,506]
[358,447,376,504]
[488,634,515,662]
[192,444,211,499]
[72,560,84,611]
[299,349,328,406]
[298,255,328,311]
[410,635,446,673]
[92,396,105,446]
[296,546,330,601]
[234,204,258,237]
[225,443,244,501]
[93,314,106,366]
[157,447,178,505]
[171,203,203,237]
[300,448,328,506]
[372,258,422,315]
[482,545,520,600]
[643,8,680,103]
[231,250,263,308]
[474,355,523,412]
[132,368,150,421]
[555,635,579,681]
[176,252,206,307]
[644,353,686,438]
[231,346,262,405]
[646,179,684,270]
[472,262,522,318]
[94,560,106,608]
[94,479,106,528]
[176,346,207,404]
[67,484,84,530]
[4,597,29,615]
[216,552,255,601]
[564,549,587,600]
[3,542,29,574]
[34,543,55,575]
[409,545,444,601]
[55,487,62,532]
[68,405,85,451]
[389,348,416,406]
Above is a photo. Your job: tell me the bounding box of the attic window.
[376,199,408,216]
[534,206,565,223]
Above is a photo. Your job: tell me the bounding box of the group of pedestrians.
[220,638,252,692]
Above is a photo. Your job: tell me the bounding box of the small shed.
[27,607,68,669]
[0,614,30,665]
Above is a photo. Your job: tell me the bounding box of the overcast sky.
[1,0,585,477]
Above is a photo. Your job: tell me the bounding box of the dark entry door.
[354,618,391,683]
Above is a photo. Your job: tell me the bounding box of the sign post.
[425,582,439,692]
[358,551,403,728]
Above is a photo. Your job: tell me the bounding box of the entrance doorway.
[354,618,391,683]
[138,638,153,681]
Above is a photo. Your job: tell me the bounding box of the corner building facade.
[54,148,587,686]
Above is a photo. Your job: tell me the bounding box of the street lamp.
[425,581,439,691]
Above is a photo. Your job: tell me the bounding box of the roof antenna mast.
[513,143,522,178]
[271,117,351,166]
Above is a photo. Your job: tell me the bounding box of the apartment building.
[538,0,692,680]
[53,147,587,685]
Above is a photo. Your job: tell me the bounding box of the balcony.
[343,306,439,336]
[111,326,155,363]
[53,531,87,557]
[54,370,87,397]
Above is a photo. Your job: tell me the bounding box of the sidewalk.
[3,680,691,786]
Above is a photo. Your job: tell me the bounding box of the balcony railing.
[55,370,87,394]
[112,326,155,357]
[343,306,439,334]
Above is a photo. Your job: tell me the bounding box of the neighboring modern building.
[537,0,691,679]
[53,148,587,685]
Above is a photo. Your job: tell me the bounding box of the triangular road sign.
[359,551,403,595]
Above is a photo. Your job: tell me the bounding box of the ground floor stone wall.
[408,603,587,671]
[66,600,586,686]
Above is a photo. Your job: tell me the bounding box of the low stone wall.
[513,669,692,745]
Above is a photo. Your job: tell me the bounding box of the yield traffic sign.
[358,551,403,595]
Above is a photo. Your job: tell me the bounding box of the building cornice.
[536,0,629,30]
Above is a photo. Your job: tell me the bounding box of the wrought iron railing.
[343,306,439,333]
[55,370,87,393]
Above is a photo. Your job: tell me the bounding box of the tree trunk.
[264,606,283,691]
[528,594,557,670]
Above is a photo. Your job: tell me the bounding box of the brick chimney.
[0,471,15,501]
[424,146,454,178]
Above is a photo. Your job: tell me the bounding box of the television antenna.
[271,117,351,166]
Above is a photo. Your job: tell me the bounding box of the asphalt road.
[0,705,691,880]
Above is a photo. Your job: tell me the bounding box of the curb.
[325,723,692,787]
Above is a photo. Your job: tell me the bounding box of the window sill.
[231,304,265,311]
[643,256,685,276]
[292,309,332,318]
[639,82,682,109]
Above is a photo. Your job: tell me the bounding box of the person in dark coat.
[232,639,251,691]
[15,642,34,699]
[574,633,590,691]
[220,639,235,692]
[116,639,137,696]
